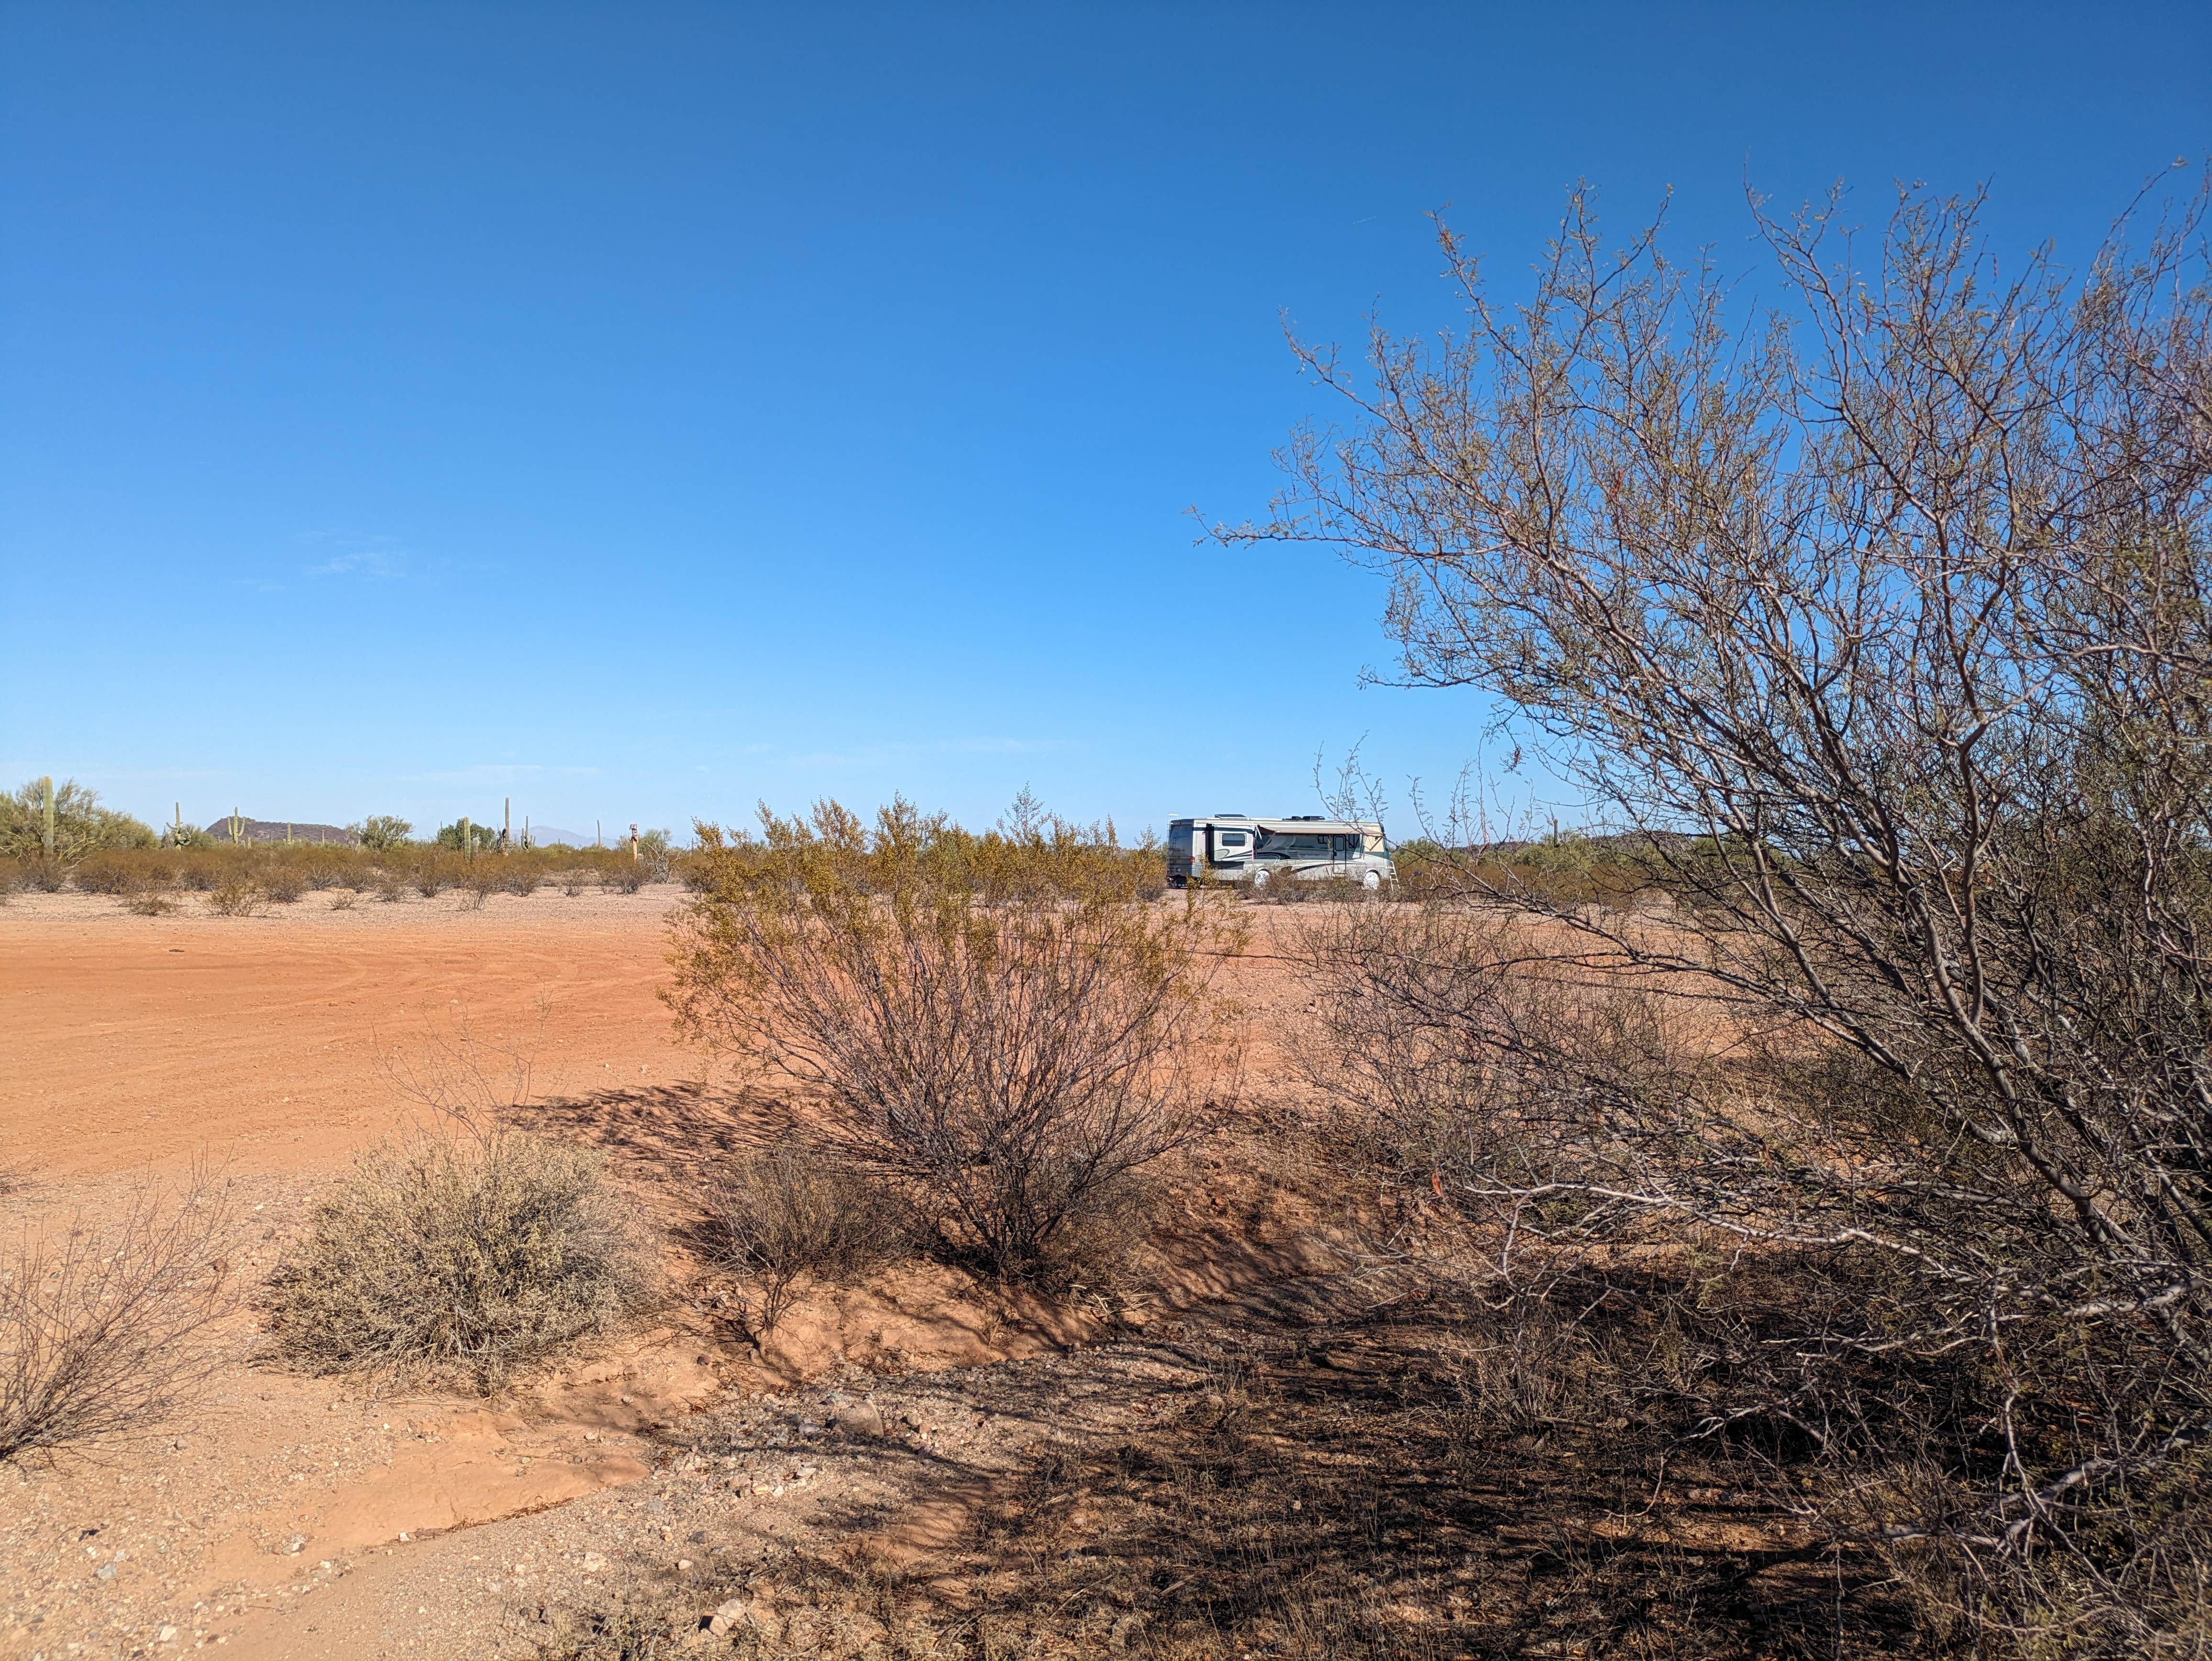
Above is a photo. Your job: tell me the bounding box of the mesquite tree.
[1241,177,2212,1628]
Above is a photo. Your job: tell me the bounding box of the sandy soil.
[0,886,1337,1661]
[0,887,699,1184]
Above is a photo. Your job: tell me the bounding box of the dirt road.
[0,887,698,1181]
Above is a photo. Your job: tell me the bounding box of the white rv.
[1165,814,1393,890]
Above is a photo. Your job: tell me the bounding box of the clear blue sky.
[4,4,2206,842]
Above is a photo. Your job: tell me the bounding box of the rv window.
[1216,830,1249,851]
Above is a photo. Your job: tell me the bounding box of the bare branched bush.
[204,875,260,916]
[707,1138,907,1335]
[1,1172,233,1462]
[265,1128,647,1391]
[669,798,1239,1280]
[1248,175,2212,1652]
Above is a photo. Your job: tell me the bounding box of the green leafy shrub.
[0,779,154,863]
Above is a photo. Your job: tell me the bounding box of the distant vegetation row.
[1,776,1691,915]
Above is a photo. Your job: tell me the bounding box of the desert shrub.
[205,876,260,917]
[265,1128,648,1390]
[71,851,140,895]
[374,867,409,903]
[259,866,304,904]
[561,865,594,898]
[1,1174,233,1462]
[172,850,227,891]
[670,798,1239,1279]
[502,859,546,897]
[19,858,66,894]
[461,861,503,908]
[707,1138,907,1335]
[435,819,500,853]
[125,890,178,917]
[349,814,413,852]
[0,778,154,863]
[329,888,358,911]
[414,853,455,898]
[1258,181,2212,1652]
[296,851,352,891]
[600,861,647,895]
[1243,867,1369,905]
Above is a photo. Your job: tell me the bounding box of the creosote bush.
[205,875,261,916]
[2,1172,233,1462]
[669,797,1237,1281]
[265,1127,648,1391]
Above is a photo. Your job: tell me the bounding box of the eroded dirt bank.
[0,888,1345,1660]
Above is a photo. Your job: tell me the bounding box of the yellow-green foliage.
[668,799,1236,1275]
[0,779,155,863]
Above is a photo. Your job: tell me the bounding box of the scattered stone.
[833,1403,885,1438]
[580,1552,608,1573]
[94,1565,115,1582]
[157,1626,178,1644]
[280,1534,307,1555]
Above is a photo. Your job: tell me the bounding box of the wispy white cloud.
[299,531,412,580]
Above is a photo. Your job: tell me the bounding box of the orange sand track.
[0,887,699,1180]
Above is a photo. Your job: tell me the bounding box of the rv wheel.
[1249,868,1269,890]
[1363,869,1382,891]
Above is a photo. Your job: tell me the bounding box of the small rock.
[580,1552,608,1573]
[94,1565,115,1582]
[157,1626,178,1644]
[708,1598,749,1636]
[281,1534,307,1556]
[833,1403,885,1438]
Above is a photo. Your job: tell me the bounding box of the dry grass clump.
[1,1173,234,1463]
[706,1138,907,1336]
[125,889,179,916]
[265,1127,648,1391]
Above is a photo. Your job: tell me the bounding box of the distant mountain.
[202,818,357,846]
[522,826,595,848]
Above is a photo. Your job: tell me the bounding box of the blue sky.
[4,3,2206,842]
